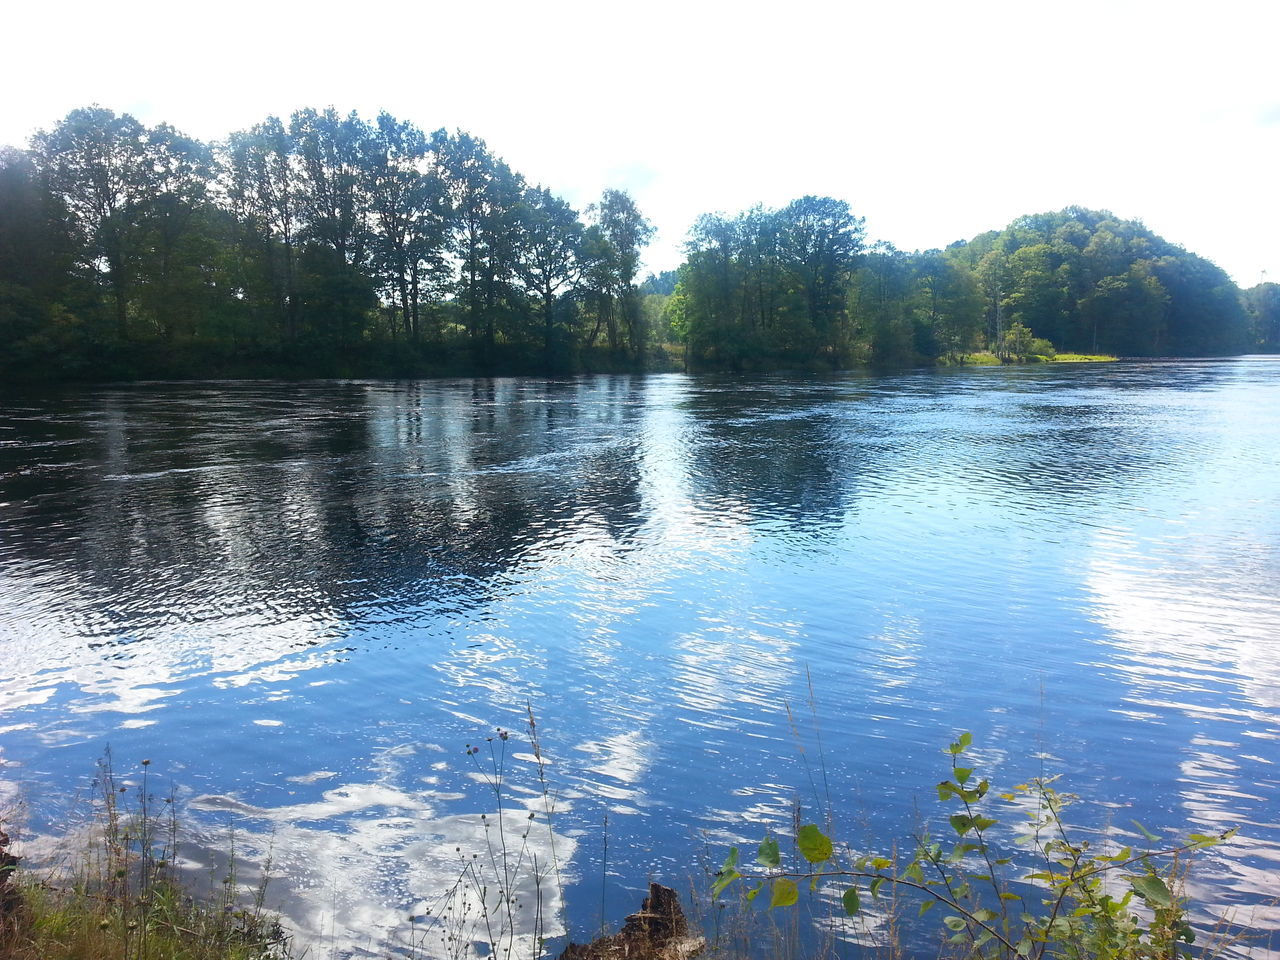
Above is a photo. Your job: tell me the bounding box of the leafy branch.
[712,732,1236,960]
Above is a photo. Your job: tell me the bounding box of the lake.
[1,360,1278,957]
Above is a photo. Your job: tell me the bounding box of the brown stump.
[559,883,704,960]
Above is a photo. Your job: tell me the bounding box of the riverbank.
[0,739,1249,960]
[0,761,288,960]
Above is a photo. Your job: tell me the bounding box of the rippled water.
[1,361,1278,956]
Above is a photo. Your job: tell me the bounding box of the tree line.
[0,106,655,379]
[1,105,1276,381]
[669,203,1276,370]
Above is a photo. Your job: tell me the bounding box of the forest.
[1,105,1277,381]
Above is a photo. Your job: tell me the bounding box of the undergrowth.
[0,716,1253,960]
[0,753,288,960]
[711,731,1238,960]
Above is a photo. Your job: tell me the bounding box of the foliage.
[0,755,288,960]
[712,732,1235,960]
[0,105,1258,380]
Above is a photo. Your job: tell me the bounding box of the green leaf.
[943,915,967,931]
[949,814,974,835]
[918,899,936,916]
[937,781,956,800]
[757,836,780,868]
[869,876,885,899]
[797,824,833,864]
[973,816,998,832]
[1131,820,1160,842]
[745,883,761,902]
[711,867,740,899]
[722,847,740,870]
[842,886,861,916]
[1130,874,1173,908]
[770,878,799,909]
[954,767,973,785]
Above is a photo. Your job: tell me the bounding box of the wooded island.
[2,106,1276,381]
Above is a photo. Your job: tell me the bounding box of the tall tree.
[514,185,583,361]
[132,123,217,339]
[31,107,151,338]
[224,117,298,342]
[361,112,448,341]
[776,196,864,354]
[592,189,653,359]
[290,107,370,267]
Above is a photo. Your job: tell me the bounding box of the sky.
[3,0,1277,285]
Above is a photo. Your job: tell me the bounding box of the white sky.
[4,0,1277,285]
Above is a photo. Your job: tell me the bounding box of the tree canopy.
[0,107,1265,382]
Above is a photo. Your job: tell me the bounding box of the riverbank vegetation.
[0,105,1276,383]
[0,756,287,960]
[1,730,1251,960]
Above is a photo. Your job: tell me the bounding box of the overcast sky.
[4,0,1277,285]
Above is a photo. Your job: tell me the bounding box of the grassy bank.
[0,757,287,960]
[950,351,1119,366]
[0,729,1249,960]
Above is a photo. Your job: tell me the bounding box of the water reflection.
[182,740,576,960]
[1,363,1279,956]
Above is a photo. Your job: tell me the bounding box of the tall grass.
[404,707,567,960]
[0,753,288,960]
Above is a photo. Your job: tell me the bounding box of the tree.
[1244,282,1280,351]
[361,113,448,342]
[31,107,151,339]
[1081,263,1168,356]
[776,195,864,354]
[223,117,299,342]
[592,189,654,359]
[290,107,369,267]
[514,185,583,361]
[132,123,217,340]
[0,146,93,372]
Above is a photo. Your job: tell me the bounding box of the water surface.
[1,361,1278,955]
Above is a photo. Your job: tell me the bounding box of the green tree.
[223,116,299,343]
[31,107,151,339]
[1081,263,1168,356]
[592,189,654,359]
[290,107,370,267]
[1244,281,1280,351]
[776,195,864,356]
[131,123,218,340]
[361,112,448,342]
[514,185,583,362]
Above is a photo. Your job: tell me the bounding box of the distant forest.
[2,106,1277,382]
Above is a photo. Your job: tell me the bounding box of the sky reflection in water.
[0,361,1278,956]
